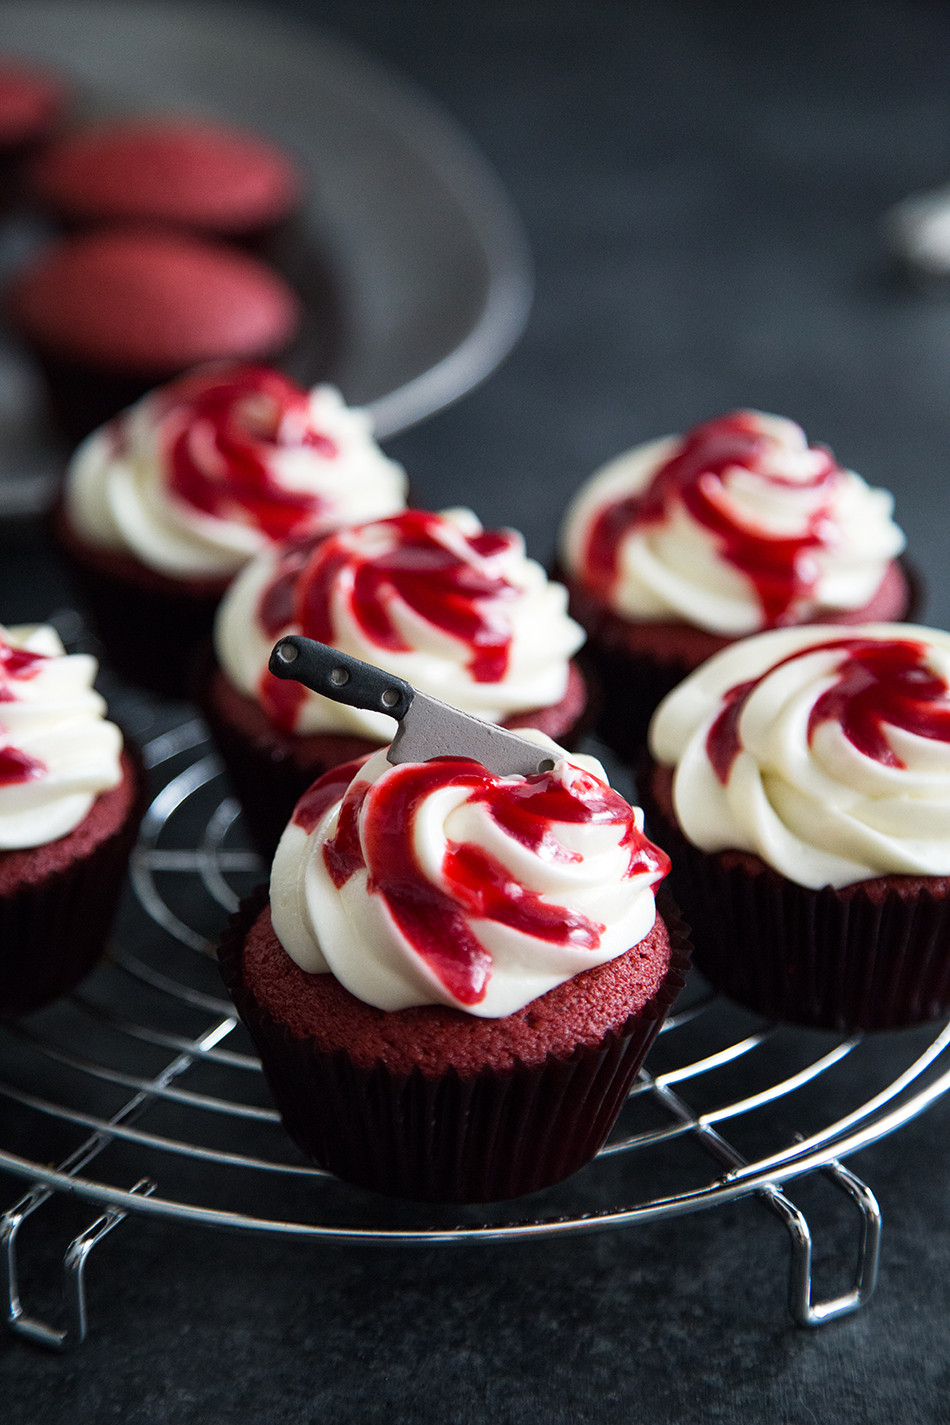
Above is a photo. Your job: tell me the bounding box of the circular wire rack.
[3,713,950,1345]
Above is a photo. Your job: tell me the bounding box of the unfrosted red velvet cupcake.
[218,742,688,1201]
[28,116,301,248]
[206,507,590,854]
[6,228,302,441]
[644,622,950,1031]
[559,410,913,760]
[0,59,69,210]
[0,622,144,1016]
[53,365,406,695]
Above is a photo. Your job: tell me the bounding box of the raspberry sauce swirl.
[272,743,668,1016]
[561,411,905,635]
[156,365,338,540]
[220,508,584,738]
[0,631,47,785]
[650,623,950,889]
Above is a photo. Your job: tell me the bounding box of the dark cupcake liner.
[0,745,146,1016]
[639,761,950,1032]
[51,505,226,698]
[218,888,691,1202]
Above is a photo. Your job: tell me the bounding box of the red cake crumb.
[240,902,673,1076]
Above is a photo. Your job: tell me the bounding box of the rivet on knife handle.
[269,636,414,720]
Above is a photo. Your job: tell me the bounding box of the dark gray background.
[4,1,950,1420]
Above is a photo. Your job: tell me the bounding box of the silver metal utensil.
[268,636,562,779]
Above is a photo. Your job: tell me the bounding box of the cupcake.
[218,734,688,1201]
[0,59,69,211]
[0,622,144,1015]
[205,507,589,853]
[53,365,407,695]
[27,116,302,249]
[6,228,303,442]
[558,410,912,759]
[644,622,950,1030]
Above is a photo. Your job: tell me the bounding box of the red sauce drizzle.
[706,636,950,784]
[584,411,842,627]
[0,633,49,784]
[257,511,523,730]
[315,756,670,1006]
[160,365,339,542]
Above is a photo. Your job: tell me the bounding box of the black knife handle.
[268,637,415,721]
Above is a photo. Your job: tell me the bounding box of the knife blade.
[268,636,562,779]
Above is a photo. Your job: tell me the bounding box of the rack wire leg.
[766,1161,882,1327]
[2,1177,155,1349]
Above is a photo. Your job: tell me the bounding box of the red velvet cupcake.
[559,410,913,760]
[6,228,303,442]
[53,365,406,696]
[28,116,301,248]
[0,622,144,1015]
[0,59,68,211]
[218,741,688,1201]
[206,508,590,854]
[644,622,950,1030]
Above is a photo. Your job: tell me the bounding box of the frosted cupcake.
[559,410,912,758]
[206,507,589,853]
[0,623,143,1015]
[218,734,688,1201]
[53,364,407,693]
[645,622,950,1030]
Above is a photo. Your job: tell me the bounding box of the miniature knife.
[268,636,562,779]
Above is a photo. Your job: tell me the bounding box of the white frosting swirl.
[0,624,123,850]
[560,411,906,635]
[270,734,668,1016]
[63,367,407,580]
[649,622,950,888]
[215,507,585,738]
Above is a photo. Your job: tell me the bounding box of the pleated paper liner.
[639,760,950,1032]
[0,745,146,1017]
[217,888,691,1203]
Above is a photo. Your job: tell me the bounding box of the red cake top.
[8,229,301,370]
[0,60,67,147]
[29,117,300,232]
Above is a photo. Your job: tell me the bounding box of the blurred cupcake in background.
[6,228,305,442]
[53,364,407,694]
[205,507,588,854]
[27,115,302,249]
[558,409,912,760]
[0,58,70,213]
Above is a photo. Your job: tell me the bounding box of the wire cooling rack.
[3,713,950,1348]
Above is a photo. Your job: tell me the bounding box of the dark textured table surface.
[4,1,950,1420]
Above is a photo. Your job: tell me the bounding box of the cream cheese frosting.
[0,624,123,850]
[560,410,906,635]
[63,365,407,580]
[270,734,670,1016]
[649,622,950,888]
[215,507,586,738]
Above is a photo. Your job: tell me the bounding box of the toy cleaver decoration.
[268,635,563,779]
